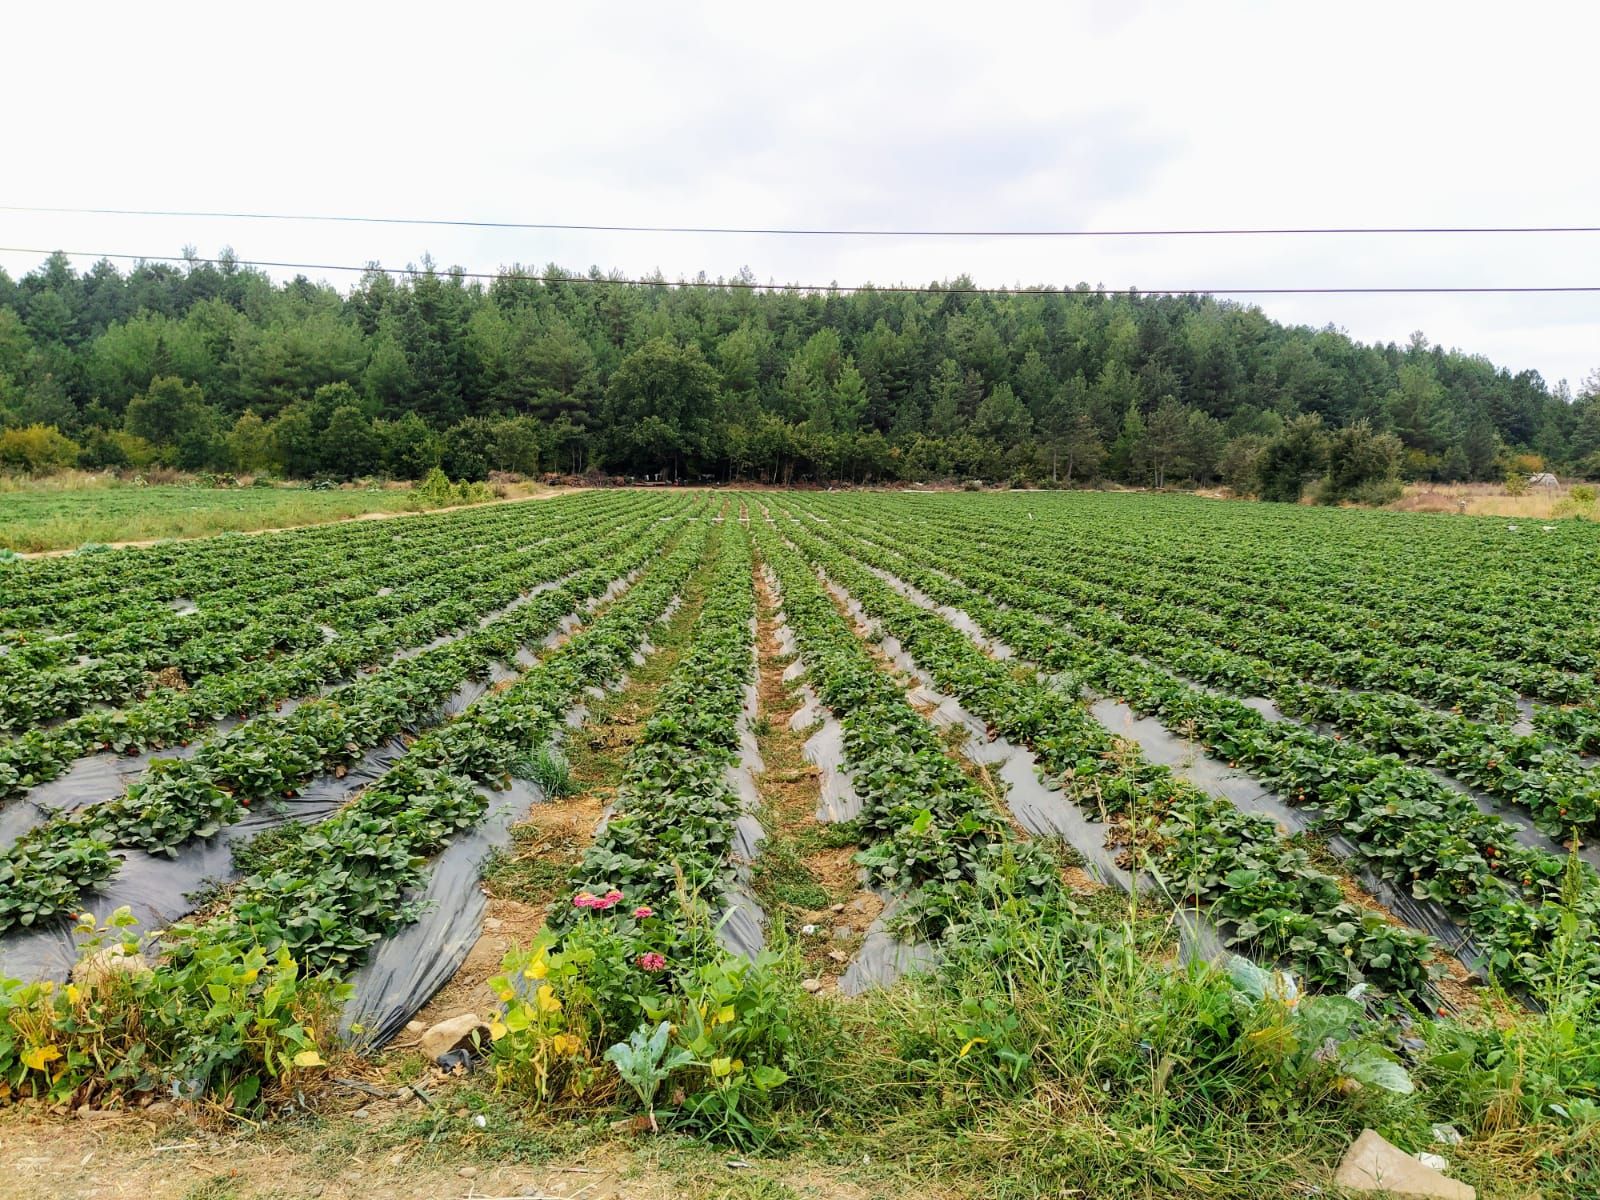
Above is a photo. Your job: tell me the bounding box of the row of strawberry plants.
[0,494,650,730]
[0,492,659,755]
[896,495,1600,760]
[903,493,1600,683]
[0,498,671,801]
[773,502,1437,1001]
[833,500,1600,839]
[813,500,1600,997]
[0,503,705,1109]
[0,508,686,936]
[751,515,1057,942]
[554,518,757,944]
[168,515,711,975]
[894,498,1593,711]
[1,491,561,636]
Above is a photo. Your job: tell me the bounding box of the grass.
[1390,481,1600,520]
[0,474,548,553]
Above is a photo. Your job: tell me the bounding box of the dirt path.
[15,487,574,559]
[748,553,883,991]
[0,1107,893,1200]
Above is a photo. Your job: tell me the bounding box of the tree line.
[2,249,1597,499]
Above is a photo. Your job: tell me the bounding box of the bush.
[0,424,81,473]
[1255,414,1330,503]
[1316,420,1402,505]
[0,908,346,1110]
[1504,472,1529,496]
[1572,484,1597,504]
[1342,478,1405,506]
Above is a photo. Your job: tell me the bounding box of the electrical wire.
[0,247,1594,296]
[3,204,1599,238]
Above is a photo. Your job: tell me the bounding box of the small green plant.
[1571,484,1597,504]
[1503,471,1529,496]
[518,744,576,798]
[605,1020,695,1129]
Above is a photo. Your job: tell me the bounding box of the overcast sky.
[5,1,1597,391]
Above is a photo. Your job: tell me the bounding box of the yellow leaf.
[552,1033,581,1056]
[241,968,260,984]
[958,1037,988,1059]
[65,984,82,1005]
[488,1019,508,1041]
[292,1049,326,1068]
[535,985,562,1015]
[710,1056,733,1078]
[21,1044,62,1072]
[715,1006,735,1026]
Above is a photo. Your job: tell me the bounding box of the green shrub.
[0,908,346,1110]
[0,424,81,473]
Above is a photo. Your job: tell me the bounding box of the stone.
[829,903,846,913]
[833,926,853,941]
[404,1020,426,1036]
[458,1166,478,1179]
[483,917,504,932]
[71,944,151,988]
[827,949,848,963]
[801,978,823,993]
[419,1013,490,1062]
[1334,1129,1475,1200]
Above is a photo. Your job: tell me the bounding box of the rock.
[1431,1124,1463,1146]
[458,1166,478,1179]
[827,949,848,963]
[404,1020,426,1036]
[801,978,824,993]
[351,1107,370,1120]
[1417,1153,1451,1172]
[1334,1129,1475,1199]
[833,926,853,941]
[419,1013,490,1062]
[483,917,504,932]
[829,903,846,913]
[71,944,151,988]
[76,1106,119,1121]
[800,923,819,935]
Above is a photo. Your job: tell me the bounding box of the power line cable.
[0,246,1595,296]
[3,204,1599,238]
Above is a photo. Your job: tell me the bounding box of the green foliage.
[0,423,81,473]
[1256,413,1331,502]
[0,907,346,1109]
[1317,419,1403,504]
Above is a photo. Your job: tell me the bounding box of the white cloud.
[3,0,1596,386]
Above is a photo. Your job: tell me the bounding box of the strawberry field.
[2,489,1598,1198]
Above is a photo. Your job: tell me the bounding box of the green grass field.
[0,479,458,553]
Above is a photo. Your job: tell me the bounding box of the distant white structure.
[1528,472,1560,488]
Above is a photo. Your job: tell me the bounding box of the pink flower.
[636,952,667,972]
[633,905,654,919]
[591,889,624,912]
[573,892,597,909]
